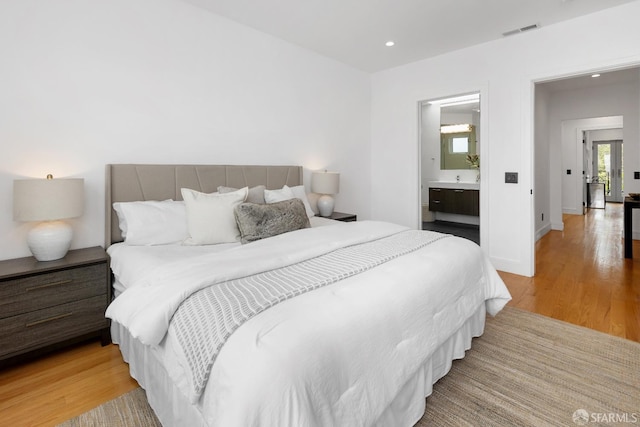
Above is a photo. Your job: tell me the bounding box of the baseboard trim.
[536,223,552,241]
[490,256,532,277]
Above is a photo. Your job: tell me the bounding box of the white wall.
[589,129,624,142]
[420,103,440,204]
[371,1,640,276]
[0,0,372,260]
[534,86,551,239]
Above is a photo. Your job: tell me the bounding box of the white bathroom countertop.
[428,181,480,190]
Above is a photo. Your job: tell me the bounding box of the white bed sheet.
[108,221,510,426]
[109,243,238,296]
[109,216,342,296]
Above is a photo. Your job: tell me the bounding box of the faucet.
[456,175,460,182]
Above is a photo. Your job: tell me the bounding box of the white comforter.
[107,221,511,426]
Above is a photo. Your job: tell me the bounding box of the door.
[593,140,623,203]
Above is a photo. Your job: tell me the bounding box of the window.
[451,136,469,153]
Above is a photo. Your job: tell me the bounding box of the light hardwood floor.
[501,203,639,342]
[1,204,638,426]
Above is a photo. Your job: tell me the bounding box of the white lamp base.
[317,194,335,217]
[27,221,73,261]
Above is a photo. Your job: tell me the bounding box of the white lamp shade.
[311,171,340,195]
[13,178,84,221]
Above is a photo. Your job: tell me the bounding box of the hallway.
[500,203,640,342]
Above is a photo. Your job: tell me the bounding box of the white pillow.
[181,187,248,245]
[264,185,295,204]
[218,185,266,204]
[290,185,316,218]
[264,185,314,218]
[113,200,188,246]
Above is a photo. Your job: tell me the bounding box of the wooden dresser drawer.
[0,295,109,359]
[0,264,107,319]
[0,247,111,365]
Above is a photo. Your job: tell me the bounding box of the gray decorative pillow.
[234,198,311,244]
[218,185,266,204]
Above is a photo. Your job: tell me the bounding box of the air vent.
[502,23,540,37]
[520,24,539,32]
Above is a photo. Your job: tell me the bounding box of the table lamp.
[13,174,84,261]
[311,171,340,217]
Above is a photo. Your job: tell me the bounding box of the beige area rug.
[57,387,160,427]
[58,307,639,427]
[417,307,639,426]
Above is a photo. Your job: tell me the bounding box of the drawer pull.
[432,188,441,192]
[26,312,73,327]
[433,200,441,204]
[454,189,464,193]
[26,279,72,292]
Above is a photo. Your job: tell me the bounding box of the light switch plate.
[505,172,518,184]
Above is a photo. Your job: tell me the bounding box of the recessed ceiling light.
[591,73,601,78]
[385,41,395,47]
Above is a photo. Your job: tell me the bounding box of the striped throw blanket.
[169,229,450,397]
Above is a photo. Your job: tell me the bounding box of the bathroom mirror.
[440,124,477,169]
[434,93,480,170]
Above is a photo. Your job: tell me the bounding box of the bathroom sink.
[428,181,479,190]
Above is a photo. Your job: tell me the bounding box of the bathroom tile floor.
[422,220,480,245]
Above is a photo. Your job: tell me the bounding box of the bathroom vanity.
[428,182,479,217]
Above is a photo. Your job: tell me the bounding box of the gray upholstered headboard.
[105,164,303,246]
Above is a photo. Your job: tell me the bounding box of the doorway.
[533,64,639,278]
[592,140,623,203]
[418,92,482,245]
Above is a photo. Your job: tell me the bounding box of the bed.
[104,164,511,427]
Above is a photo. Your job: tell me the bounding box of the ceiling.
[428,66,640,116]
[178,0,636,73]
[538,67,640,93]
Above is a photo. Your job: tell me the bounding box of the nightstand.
[326,211,357,222]
[0,246,111,367]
